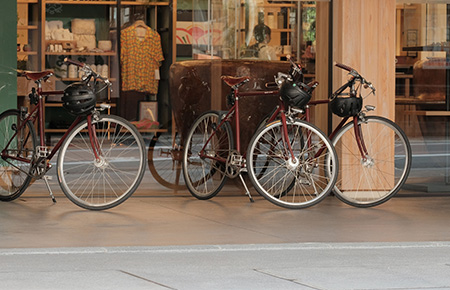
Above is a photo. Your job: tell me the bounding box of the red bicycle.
[182,59,339,209]
[243,59,411,208]
[0,58,146,210]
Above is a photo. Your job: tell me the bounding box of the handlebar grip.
[64,57,85,68]
[334,62,353,72]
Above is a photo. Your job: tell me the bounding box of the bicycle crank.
[225,150,243,178]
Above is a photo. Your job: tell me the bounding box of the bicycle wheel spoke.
[183,111,231,199]
[0,110,36,200]
[247,120,338,209]
[57,115,146,210]
[332,116,411,207]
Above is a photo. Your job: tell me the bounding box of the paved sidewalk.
[1,169,450,289]
[1,242,450,289]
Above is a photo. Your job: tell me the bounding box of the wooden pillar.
[314,2,330,134]
[333,0,396,191]
[333,0,396,120]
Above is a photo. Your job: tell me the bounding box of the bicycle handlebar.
[334,62,353,72]
[334,62,376,94]
[64,57,85,68]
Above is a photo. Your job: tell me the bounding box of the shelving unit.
[39,0,119,135]
[16,0,175,138]
[17,0,40,71]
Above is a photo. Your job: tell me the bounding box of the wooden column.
[333,0,396,191]
[332,0,396,119]
[314,2,330,134]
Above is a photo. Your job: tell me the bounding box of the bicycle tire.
[57,114,146,210]
[182,111,233,200]
[148,131,184,190]
[0,109,37,201]
[331,116,412,207]
[247,119,338,209]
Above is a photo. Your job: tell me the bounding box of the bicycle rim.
[57,115,146,210]
[0,110,36,201]
[332,116,412,207]
[247,120,338,209]
[183,111,232,199]
[148,132,184,190]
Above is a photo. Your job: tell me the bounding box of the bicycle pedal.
[36,146,49,158]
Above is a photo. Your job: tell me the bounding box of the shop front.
[3,0,450,195]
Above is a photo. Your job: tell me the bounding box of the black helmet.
[62,82,96,115]
[280,80,311,109]
[329,95,362,117]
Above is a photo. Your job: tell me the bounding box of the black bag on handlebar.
[280,79,311,109]
[329,95,362,117]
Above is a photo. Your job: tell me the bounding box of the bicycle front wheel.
[183,111,233,200]
[57,114,146,210]
[332,116,412,207]
[247,119,338,209]
[148,131,184,190]
[0,109,37,201]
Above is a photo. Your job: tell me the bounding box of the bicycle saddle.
[221,76,250,88]
[21,71,53,81]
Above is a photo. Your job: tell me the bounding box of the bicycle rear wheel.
[57,114,146,210]
[148,131,184,190]
[332,116,412,207]
[247,119,338,209]
[0,109,37,201]
[182,111,233,200]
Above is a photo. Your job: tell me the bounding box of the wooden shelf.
[18,51,38,56]
[242,3,296,8]
[121,1,170,6]
[45,0,117,5]
[405,110,450,116]
[272,29,294,33]
[18,25,38,30]
[45,51,116,56]
[17,0,38,3]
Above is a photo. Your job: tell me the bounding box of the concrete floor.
[2,169,450,249]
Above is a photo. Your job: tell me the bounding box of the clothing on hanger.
[121,22,164,94]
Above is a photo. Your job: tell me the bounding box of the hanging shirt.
[121,24,164,94]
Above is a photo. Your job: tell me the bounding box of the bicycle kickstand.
[238,173,254,203]
[43,175,57,203]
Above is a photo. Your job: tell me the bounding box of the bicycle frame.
[197,86,298,164]
[305,99,369,161]
[1,79,102,174]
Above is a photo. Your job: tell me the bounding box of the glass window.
[396,1,450,189]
